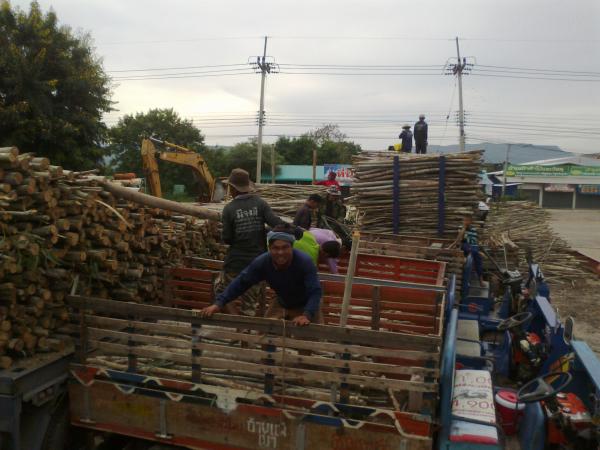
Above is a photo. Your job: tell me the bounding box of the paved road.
[547,209,600,262]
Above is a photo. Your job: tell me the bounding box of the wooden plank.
[183,257,223,270]
[70,313,440,363]
[322,296,437,314]
[325,318,435,335]
[86,328,438,377]
[67,296,441,350]
[320,306,437,327]
[169,267,216,280]
[321,282,439,303]
[91,340,437,392]
[371,286,381,331]
[166,279,214,291]
[172,289,213,300]
[171,298,212,308]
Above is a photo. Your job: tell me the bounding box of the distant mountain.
[428,143,572,165]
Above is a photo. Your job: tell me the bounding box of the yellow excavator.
[141,137,224,203]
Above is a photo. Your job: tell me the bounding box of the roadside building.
[263,164,354,195]
[502,156,600,209]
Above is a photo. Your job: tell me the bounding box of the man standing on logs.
[414,114,428,154]
[200,231,323,326]
[398,124,413,153]
[218,168,283,316]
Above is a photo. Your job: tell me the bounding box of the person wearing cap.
[399,124,413,153]
[315,171,341,189]
[414,114,428,154]
[218,168,283,316]
[199,231,323,326]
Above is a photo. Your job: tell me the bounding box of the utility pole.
[312,147,317,183]
[444,38,472,152]
[256,36,268,183]
[502,143,512,197]
[455,37,466,152]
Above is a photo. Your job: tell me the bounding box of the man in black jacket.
[414,114,428,154]
[219,168,282,316]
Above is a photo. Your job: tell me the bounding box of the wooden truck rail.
[166,260,446,335]
[66,269,446,449]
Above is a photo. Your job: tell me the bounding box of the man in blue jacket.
[200,231,323,326]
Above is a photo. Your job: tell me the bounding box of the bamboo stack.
[0,146,222,368]
[350,151,484,236]
[481,201,592,285]
[254,183,329,218]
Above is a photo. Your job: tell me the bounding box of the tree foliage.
[274,124,361,166]
[107,108,207,196]
[0,1,112,169]
[204,139,281,182]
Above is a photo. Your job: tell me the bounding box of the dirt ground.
[546,209,600,354]
[547,209,600,261]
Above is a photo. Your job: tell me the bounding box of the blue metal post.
[393,155,400,234]
[438,156,446,236]
[440,307,458,446]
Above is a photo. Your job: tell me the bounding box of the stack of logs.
[350,151,484,236]
[0,146,221,368]
[481,201,592,285]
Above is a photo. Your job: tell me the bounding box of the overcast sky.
[15,0,600,154]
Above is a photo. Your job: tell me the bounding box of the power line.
[470,73,600,82]
[476,64,600,76]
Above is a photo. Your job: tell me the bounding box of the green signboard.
[506,164,600,177]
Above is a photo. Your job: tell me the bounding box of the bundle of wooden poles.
[0,146,222,368]
[254,183,329,218]
[481,201,592,285]
[350,150,484,236]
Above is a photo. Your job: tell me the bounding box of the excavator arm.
[140,138,224,202]
[141,138,162,198]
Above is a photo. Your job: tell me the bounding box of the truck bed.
[66,269,445,450]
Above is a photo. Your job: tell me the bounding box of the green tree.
[0,1,112,169]
[273,124,361,166]
[206,139,280,182]
[107,108,207,197]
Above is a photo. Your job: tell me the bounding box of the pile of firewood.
[0,146,221,368]
[481,201,592,285]
[350,151,483,236]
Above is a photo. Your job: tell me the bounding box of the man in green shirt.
[272,224,341,274]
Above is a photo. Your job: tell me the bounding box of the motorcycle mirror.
[564,316,575,345]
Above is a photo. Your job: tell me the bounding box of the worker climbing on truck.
[272,223,342,274]
[218,168,283,316]
[200,230,323,326]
